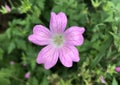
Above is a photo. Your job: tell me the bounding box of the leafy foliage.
[0,0,120,85]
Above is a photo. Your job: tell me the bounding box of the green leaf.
[90,36,112,68]
[30,59,36,70]
[0,6,9,14]
[110,32,120,52]
[6,28,12,39]
[91,0,101,8]
[111,0,120,5]
[0,77,10,85]
[29,77,38,85]
[0,48,4,60]
[60,79,66,85]
[19,0,32,13]
[8,42,16,54]
[0,69,11,78]
[15,39,27,51]
[40,76,48,85]
[112,77,118,85]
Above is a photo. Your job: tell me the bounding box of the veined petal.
[36,45,59,69]
[28,25,51,46]
[59,45,79,67]
[67,45,80,62]
[64,26,85,46]
[33,25,50,34]
[50,12,67,33]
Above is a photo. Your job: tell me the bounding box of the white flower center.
[51,34,64,47]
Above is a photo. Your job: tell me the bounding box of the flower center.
[51,34,64,47]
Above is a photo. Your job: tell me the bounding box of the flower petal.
[115,67,120,72]
[67,45,80,62]
[36,45,59,69]
[64,26,85,46]
[25,72,30,79]
[28,25,51,46]
[50,12,67,33]
[59,45,80,67]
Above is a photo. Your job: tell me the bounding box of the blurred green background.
[0,0,120,85]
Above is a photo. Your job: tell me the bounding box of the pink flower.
[100,75,106,84]
[115,67,120,72]
[28,12,85,69]
[5,4,11,12]
[25,72,30,79]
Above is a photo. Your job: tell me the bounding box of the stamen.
[51,34,64,47]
